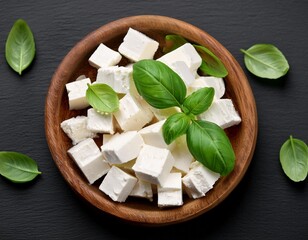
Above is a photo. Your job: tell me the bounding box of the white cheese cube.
[129,179,153,201]
[132,145,175,185]
[198,99,241,129]
[96,66,132,94]
[101,131,144,164]
[169,61,195,87]
[157,43,202,74]
[114,93,154,131]
[88,43,122,69]
[172,136,194,174]
[67,139,110,184]
[99,166,137,202]
[149,106,181,121]
[182,162,220,199]
[138,120,174,150]
[102,134,112,144]
[158,172,182,190]
[65,78,91,110]
[87,108,114,134]
[61,116,97,145]
[118,28,159,62]
[188,76,225,100]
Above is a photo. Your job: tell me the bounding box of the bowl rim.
[45,15,258,226]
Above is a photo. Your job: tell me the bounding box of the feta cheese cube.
[188,76,225,99]
[172,136,194,174]
[157,173,183,207]
[129,179,153,201]
[87,108,114,134]
[138,120,174,150]
[118,28,159,62]
[149,106,181,121]
[182,162,220,199]
[198,99,241,129]
[157,43,202,74]
[132,145,175,185]
[169,61,195,87]
[102,133,112,144]
[99,166,137,202]
[65,78,91,110]
[88,43,122,69]
[67,138,110,184]
[96,66,132,94]
[61,116,97,145]
[101,131,144,164]
[114,93,154,131]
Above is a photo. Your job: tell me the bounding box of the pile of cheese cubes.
[60,28,241,207]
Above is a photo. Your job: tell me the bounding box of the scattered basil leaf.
[162,112,191,145]
[279,136,308,182]
[5,19,36,75]
[0,151,41,183]
[163,34,188,53]
[240,44,289,79]
[187,120,235,176]
[182,87,215,115]
[86,83,119,113]
[194,45,228,78]
[133,60,186,109]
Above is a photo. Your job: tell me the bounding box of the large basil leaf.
[133,60,186,109]
[163,34,188,53]
[194,45,228,78]
[0,151,41,183]
[5,19,36,75]
[241,44,289,79]
[162,112,191,145]
[86,83,119,113]
[187,120,235,176]
[279,136,308,182]
[182,87,214,115]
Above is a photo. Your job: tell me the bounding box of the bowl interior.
[45,15,257,225]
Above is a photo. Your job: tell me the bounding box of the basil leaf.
[133,60,186,109]
[5,19,35,75]
[240,44,289,79]
[86,83,119,113]
[0,151,41,183]
[182,87,215,115]
[163,34,188,53]
[162,112,191,145]
[194,45,228,78]
[279,136,308,182]
[187,120,235,176]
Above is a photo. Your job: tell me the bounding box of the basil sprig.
[133,60,235,176]
[163,34,228,78]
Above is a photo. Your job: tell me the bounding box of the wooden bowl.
[45,15,257,226]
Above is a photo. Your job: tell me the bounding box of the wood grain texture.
[45,15,257,225]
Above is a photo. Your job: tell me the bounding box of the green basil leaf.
[182,87,215,115]
[86,83,119,113]
[0,151,41,183]
[194,45,228,78]
[279,136,308,182]
[163,34,188,53]
[240,44,289,79]
[187,120,235,176]
[133,60,186,109]
[162,112,191,145]
[5,19,36,75]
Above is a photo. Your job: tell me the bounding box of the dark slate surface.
[0,1,307,239]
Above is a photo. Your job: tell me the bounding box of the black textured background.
[0,1,307,239]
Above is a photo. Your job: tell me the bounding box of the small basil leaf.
[162,112,191,145]
[240,44,289,79]
[5,19,36,75]
[163,34,188,53]
[194,45,228,78]
[0,151,41,183]
[187,120,235,176]
[86,83,119,113]
[182,87,215,115]
[279,136,308,182]
[133,60,186,109]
